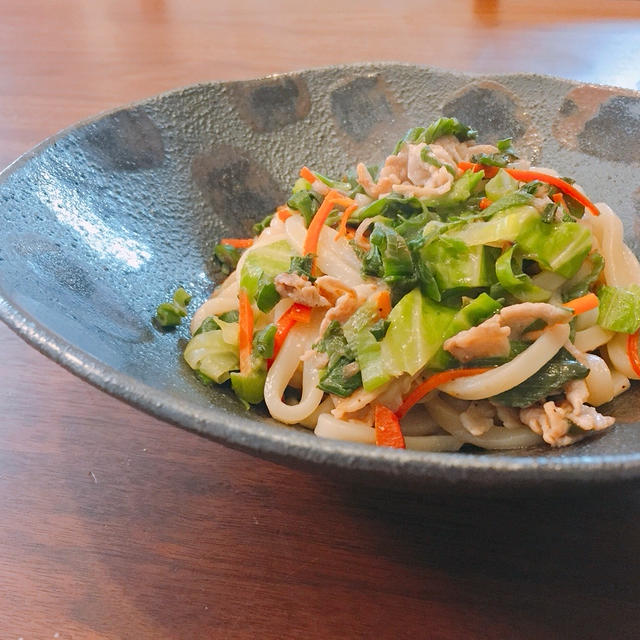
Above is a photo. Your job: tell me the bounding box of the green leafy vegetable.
[314,321,362,397]
[288,254,315,280]
[562,252,603,301]
[287,189,320,227]
[517,217,593,279]
[212,243,242,275]
[484,168,520,202]
[597,284,640,333]
[369,319,390,341]
[253,324,277,360]
[219,310,239,323]
[352,192,424,223]
[155,287,191,328]
[429,293,502,369]
[492,348,589,407]
[393,118,477,153]
[420,146,456,176]
[471,137,518,168]
[193,316,220,335]
[419,236,498,296]
[367,223,417,301]
[230,368,267,406]
[310,171,352,194]
[422,170,484,211]
[240,239,295,300]
[381,288,457,376]
[354,328,390,391]
[252,213,274,236]
[480,191,534,219]
[254,277,280,313]
[184,330,238,383]
[495,245,552,302]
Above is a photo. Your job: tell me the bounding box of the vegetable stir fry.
[162,118,640,451]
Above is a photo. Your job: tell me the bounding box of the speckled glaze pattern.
[2,63,640,490]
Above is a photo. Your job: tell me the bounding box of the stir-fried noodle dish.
[157,118,640,452]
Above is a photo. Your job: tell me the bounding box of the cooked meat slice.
[274,273,329,307]
[460,401,495,436]
[443,315,510,362]
[500,302,572,338]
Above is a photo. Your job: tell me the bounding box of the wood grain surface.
[2,1,640,638]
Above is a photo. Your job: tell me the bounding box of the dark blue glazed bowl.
[2,63,640,490]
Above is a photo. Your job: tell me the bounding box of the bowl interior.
[2,63,640,487]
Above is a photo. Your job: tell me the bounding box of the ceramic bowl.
[2,63,640,490]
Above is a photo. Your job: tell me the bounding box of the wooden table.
[2,1,640,637]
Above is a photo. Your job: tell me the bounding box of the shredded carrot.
[552,192,565,205]
[395,368,491,419]
[457,162,600,216]
[299,166,316,184]
[277,206,294,221]
[268,303,312,366]
[562,292,599,316]
[237,289,254,375]
[335,204,358,241]
[376,290,391,319]
[331,196,356,208]
[374,404,406,449]
[627,330,640,378]
[479,197,491,209]
[220,238,254,248]
[303,189,340,257]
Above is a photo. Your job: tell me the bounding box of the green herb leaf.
[288,254,315,280]
[492,348,589,407]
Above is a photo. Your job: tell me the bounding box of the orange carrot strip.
[395,368,491,419]
[376,290,391,319]
[268,303,312,367]
[374,404,406,449]
[299,166,316,184]
[277,206,294,221]
[627,330,640,378]
[220,238,254,248]
[562,292,599,316]
[552,192,565,205]
[479,197,491,210]
[237,289,254,375]
[331,196,356,208]
[303,189,340,256]
[457,163,600,216]
[335,204,358,241]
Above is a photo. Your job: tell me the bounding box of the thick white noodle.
[284,215,365,287]
[581,203,640,286]
[399,404,442,436]
[298,396,333,429]
[439,323,570,400]
[583,353,615,406]
[191,282,240,333]
[427,393,543,449]
[611,370,631,398]
[574,307,599,331]
[404,435,463,452]
[574,326,614,353]
[314,414,376,444]
[263,320,324,424]
[605,332,640,380]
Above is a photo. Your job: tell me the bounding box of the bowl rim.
[2,61,640,489]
